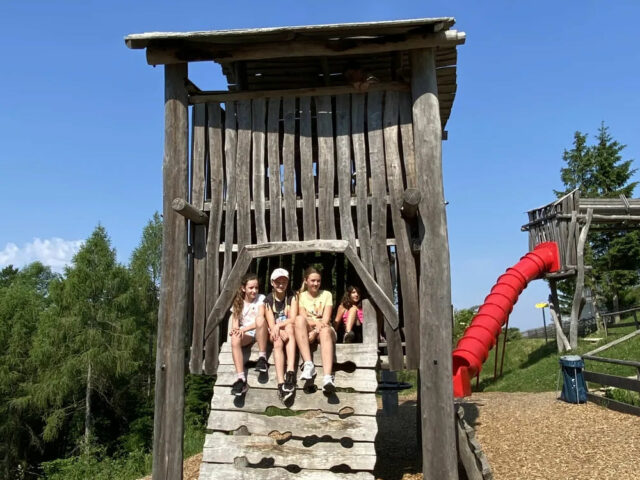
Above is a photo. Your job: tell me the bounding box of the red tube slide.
[452,242,560,397]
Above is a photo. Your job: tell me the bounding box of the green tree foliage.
[0,263,57,478]
[556,123,639,314]
[453,306,478,345]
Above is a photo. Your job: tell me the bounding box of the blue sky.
[1,1,639,330]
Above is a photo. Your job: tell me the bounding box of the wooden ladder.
[199,301,380,479]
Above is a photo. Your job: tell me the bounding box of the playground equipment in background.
[452,242,561,397]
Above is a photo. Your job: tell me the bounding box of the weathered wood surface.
[221,101,238,287]
[266,97,282,241]
[412,48,458,479]
[335,94,356,249]
[252,98,268,244]
[583,370,640,393]
[236,100,252,249]
[299,96,317,240]
[152,62,189,480]
[216,364,377,392]
[207,409,377,441]
[218,342,378,368]
[361,300,378,346]
[203,432,375,470]
[210,388,378,416]
[570,208,592,348]
[172,198,209,224]
[383,90,420,369]
[282,96,299,240]
[199,463,374,480]
[316,95,337,239]
[204,103,225,374]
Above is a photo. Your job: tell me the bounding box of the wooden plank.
[199,463,374,480]
[411,48,457,479]
[582,354,640,368]
[206,409,377,441]
[367,90,402,369]
[172,197,209,224]
[316,95,337,239]
[282,96,299,240]
[361,300,378,346]
[210,388,378,416]
[236,100,252,249]
[216,364,378,392]
[299,96,317,240]
[399,91,417,188]
[335,94,356,249]
[189,103,207,375]
[203,433,376,470]
[152,62,189,480]
[218,342,378,368]
[456,420,485,480]
[351,94,373,273]
[583,371,640,392]
[221,101,238,287]
[204,103,225,374]
[383,89,420,369]
[267,97,282,241]
[252,98,268,244]
[586,392,640,416]
[584,329,640,356]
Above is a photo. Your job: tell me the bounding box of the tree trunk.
[570,209,593,349]
[84,361,92,452]
[613,292,621,323]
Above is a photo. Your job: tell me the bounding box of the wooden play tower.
[126,18,466,479]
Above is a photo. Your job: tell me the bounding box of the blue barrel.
[559,355,587,404]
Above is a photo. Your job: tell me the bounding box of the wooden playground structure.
[126,17,467,479]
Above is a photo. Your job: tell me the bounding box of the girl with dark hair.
[333,285,364,343]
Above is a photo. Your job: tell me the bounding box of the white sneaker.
[322,375,336,394]
[299,361,316,381]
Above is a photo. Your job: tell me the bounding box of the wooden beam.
[152,63,189,480]
[171,197,209,224]
[145,30,466,65]
[401,188,421,219]
[190,81,409,104]
[411,48,457,479]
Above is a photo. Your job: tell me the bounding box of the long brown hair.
[341,285,363,309]
[297,266,321,296]
[232,273,259,321]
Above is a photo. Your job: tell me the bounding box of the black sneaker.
[322,375,336,394]
[255,356,268,373]
[231,378,248,396]
[283,370,296,394]
[343,330,355,343]
[277,383,286,403]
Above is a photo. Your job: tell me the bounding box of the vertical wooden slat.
[221,102,237,287]
[383,90,420,369]
[316,95,337,239]
[299,96,317,240]
[351,94,373,273]
[236,100,252,249]
[336,94,356,250]
[189,103,207,374]
[282,96,299,240]
[367,91,402,370]
[412,48,458,480]
[252,98,268,244]
[153,63,188,480]
[399,91,417,189]
[204,103,224,375]
[267,97,283,241]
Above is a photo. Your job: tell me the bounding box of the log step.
[199,463,374,479]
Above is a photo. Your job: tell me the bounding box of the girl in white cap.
[295,266,336,393]
[264,268,298,402]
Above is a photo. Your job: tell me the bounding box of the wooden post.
[411,48,458,479]
[152,63,189,480]
[570,208,593,349]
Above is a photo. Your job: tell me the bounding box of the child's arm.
[333,305,345,329]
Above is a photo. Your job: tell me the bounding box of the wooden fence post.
[152,63,189,480]
[411,47,458,480]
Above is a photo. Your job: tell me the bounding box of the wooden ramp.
[200,306,380,479]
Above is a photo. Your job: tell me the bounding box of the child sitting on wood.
[333,285,364,343]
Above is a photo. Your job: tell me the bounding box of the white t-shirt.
[233,294,265,328]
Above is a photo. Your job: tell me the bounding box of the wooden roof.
[125,18,465,127]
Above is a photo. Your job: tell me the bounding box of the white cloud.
[0,238,84,273]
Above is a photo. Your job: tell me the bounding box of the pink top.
[342,306,364,323]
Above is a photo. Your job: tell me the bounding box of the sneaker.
[299,361,317,381]
[255,356,268,373]
[343,330,355,343]
[322,375,336,394]
[231,378,248,396]
[277,383,286,403]
[283,370,296,393]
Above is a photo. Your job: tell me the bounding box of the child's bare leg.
[318,327,336,375]
[273,337,285,384]
[255,314,268,354]
[231,333,253,374]
[345,307,358,332]
[295,315,313,362]
[284,324,297,372]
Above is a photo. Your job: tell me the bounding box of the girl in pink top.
[333,286,363,344]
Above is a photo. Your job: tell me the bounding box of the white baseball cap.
[270,268,289,281]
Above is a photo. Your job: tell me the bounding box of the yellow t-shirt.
[298,290,333,322]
